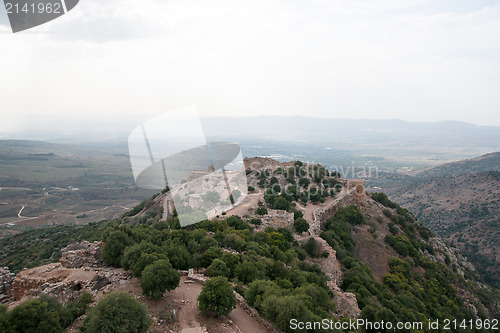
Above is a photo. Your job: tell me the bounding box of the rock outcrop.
[0,267,15,303]
[11,241,130,305]
[59,241,104,269]
[423,237,475,277]
[259,209,294,229]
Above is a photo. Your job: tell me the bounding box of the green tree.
[261,295,316,333]
[198,277,237,317]
[255,207,268,216]
[298,178,310,188]
[249,217,262,225]
[132,252,168,277]
[335,205,365,225]
[198,246,223,268]
[0,305,10,333]
[273,197,290,211]
[303,238,318,257]
[162,243,193,269]
[245,279,278,308]
[207,258,230,277]
[60,291,93,328]
[102,230,131,267]
[121,241,160,270]
[8,298,62,333]
[293,217,309,234]
[141,259,180,299]
[394,242,409,257]
[235,260,264,284]
[81,292,150,333]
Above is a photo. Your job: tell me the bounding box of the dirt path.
[146,276,271,333]
[228,307,268,333]
[296,195,341,223]
[17,205,25,217]
[170,281,203,332]
[226,193,263,217]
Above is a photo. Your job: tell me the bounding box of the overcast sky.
[1,0,499,135]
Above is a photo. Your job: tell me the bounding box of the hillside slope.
[391,152,500,289]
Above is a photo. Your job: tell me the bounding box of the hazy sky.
[1,0,499,133]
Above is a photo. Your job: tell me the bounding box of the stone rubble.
[0,267,15,303]
[59,241,105,268]
[9,241,132,307]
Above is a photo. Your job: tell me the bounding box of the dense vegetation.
[0,222,110,273]
[99,214,339,332]
[322,195,497,333]
[0,292,93,332]
[80,292,151,333]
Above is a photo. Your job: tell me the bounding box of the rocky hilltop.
[0,157,498,333]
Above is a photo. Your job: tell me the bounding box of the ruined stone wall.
[261,209,294,229]
[10,241,132,305]
[309,188,358,236]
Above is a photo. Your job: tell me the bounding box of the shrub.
[293,218,309,234]
[298,178,310,188]
[394,242,409,257]
[382,209,392,218]
[303,238,318,257]
[207,258,230,278]
[141,259,180,299]
[102,230,131,267]
[245,279,278,307]
[249,217,262,225]
[255,207,268,216]
[121,241,160,270]
[8,298,62,333]
[292,210,303,220]
[261,295,316,333]
[198,277,237,317]
[388,223,400,235]
[59,291,93,328]
[334,205,365,225]
[235,261,265,284]
[273,197,290,211]
[81,292,150,333]
[132,252,168,277]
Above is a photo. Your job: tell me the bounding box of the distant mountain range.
[3,116,500,153]
[202,117,500,146]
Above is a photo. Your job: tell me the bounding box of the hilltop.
[0,157,498,333]
[411,152,500,179]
